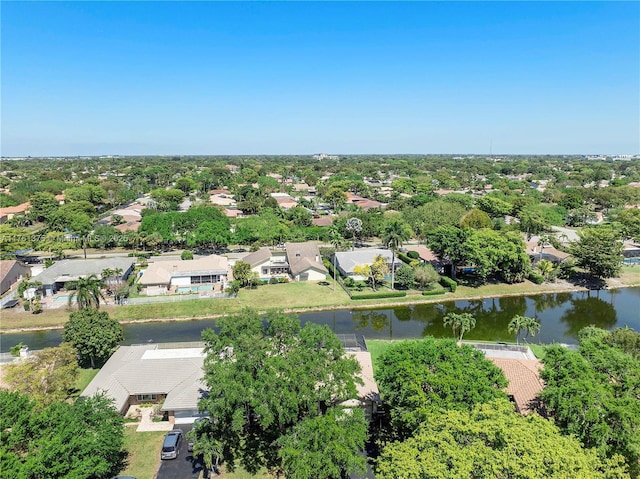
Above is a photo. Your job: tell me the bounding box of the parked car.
[160,430,182,460]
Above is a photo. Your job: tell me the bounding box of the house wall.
[171,276,191,287]
[296,269,326,281]
[144,285,168,296]
[0,262,29,295]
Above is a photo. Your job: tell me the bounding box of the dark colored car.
[161,430,183,460]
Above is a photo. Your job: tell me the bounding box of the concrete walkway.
[136,407,174,432]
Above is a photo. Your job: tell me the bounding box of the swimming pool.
[623,258,640,265]
[53,295,70,302]
[176,285,214,294]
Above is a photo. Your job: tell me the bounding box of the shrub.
[422,289,446,296]
[9,342,25,357]
[269,277,279,284]
[407,250,420,259]
[344,277,355,288]
[397,252,412,264]
[350,291,407,300]
[440,276,457,292]
[181,250,194,260]
[528,272,544,284]
[277,277,289,284]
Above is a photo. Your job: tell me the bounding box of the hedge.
[422,289,446,296]
[397,252,413,264]
[350,291,407,300]
[528,272,544,284]
[440,276,457,292]
[407,250,420,259]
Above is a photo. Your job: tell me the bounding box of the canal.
[2,287,639,353]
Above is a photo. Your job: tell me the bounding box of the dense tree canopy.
[375,338,508,436]
[63,309,123,368]
[541,329,640,477]
[0,391,126,479]
[376,399,629,479]
[198,309,367,478]
[571,227,624,279]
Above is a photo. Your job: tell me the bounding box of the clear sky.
[2,1,639,156]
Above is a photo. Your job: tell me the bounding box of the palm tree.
[508,315,541,345]
[443,312,476,342]
[537,260,554,282]
[188,428,223,476]
[382,219,412,290]
[328,226,344,291]
[69,274,105,310]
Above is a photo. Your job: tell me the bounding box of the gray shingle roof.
[285,242,328,276]
[33,257,135,286]
[333,249,400,274]
[139,255,228,286]
[81,344,206,413]
[241,247,272,267]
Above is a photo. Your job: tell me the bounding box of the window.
[136,394,157,401]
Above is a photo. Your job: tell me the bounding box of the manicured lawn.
[121,428,165,479]
[74,368,99,394]
[528,343,548,360]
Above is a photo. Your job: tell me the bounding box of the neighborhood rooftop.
[33,257,136,285]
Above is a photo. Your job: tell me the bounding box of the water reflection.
[2,288,638,352]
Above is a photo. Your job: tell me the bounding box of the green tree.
[426,226,470,280]
[232,260,252,287]
[541,336,640,477]
[3,343,79,406]
[198,309,366,477]
[413,263,440,290]
[376,338,507,437]
[376,399,629,479]
[571,227,624,280]
[174,177,197,194]
[354,254,388,291]
[187,419,223,476]
[459,208,492,229]
[328,226,343,290]
[443,312,476,342]
[29,191,60,222]
[507,314,541,345]
[68,274,105,309]
[63,309,123,368]
[395,264,414,289]
[537,259,554,281]
[277,408,367,479]
[382,219,412,289]
[0,391,127,479]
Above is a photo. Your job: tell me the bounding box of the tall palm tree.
[69,274,105,310]
[508,315,541,345]
[382,219,412,290]
[443,312,476,342]
[328,226,344,291]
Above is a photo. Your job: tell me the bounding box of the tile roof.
[488,357,544,415]
[285,242,327,276]
[81,344,206,413]
[407,245,439,262]
[312,216,333,227]
[139,255,228,286]
[241,247,272,268]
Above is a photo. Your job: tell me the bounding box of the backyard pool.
[53,295,70,302]
[176,285,214,293]
[623,257,640,265]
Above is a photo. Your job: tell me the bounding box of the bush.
[422,289,446,296]
[350,291,407,300]
[407,250,420,259]
[344,277,355,288]
[10,342,25,357]
[269,277,279,284]
[440,276,457,292]
[277,277,289,284]
[181,250,194,260]
[528,271,544,284]
[397,252,412,264]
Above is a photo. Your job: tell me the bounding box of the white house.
[332,248,402,281]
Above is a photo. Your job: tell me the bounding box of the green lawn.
[121,428,165,479]
[74,368,99,394]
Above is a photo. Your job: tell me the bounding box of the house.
[311,216,333,227]
[81,343,208,424]
[0,260,30,295]
[333,248,402,280]
[209,189,235,206]
[488,357,544,415]
[270,192,298,210]
[242,247,290,280]
[31,257,135,297]
[139,255,229,296]
[0,202,30,223]
[241,242,328,282]
[345,193,384,211]
[526,241,571,264]
[285,242,328,281]
[406,245,449,273]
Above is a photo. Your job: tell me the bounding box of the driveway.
[156,425,208,479]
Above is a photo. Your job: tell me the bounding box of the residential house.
[81,343,208,424]
[242,247,290,280]
[345,192,383,211]
[209,189,235,207]
[285,242,328,281]
[406,245,449,273]
[0,260,30,295]
[270,192,298,210]
[333,248,402,281]
[31,257,135,297]
[488,357,544,415]
[526,241,570,264]
[0,202,30,223]
[139,255,229,296]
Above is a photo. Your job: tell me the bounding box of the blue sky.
[2,1,638,156]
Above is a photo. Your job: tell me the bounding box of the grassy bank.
[3,267,639,332]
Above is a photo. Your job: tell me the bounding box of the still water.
[2,288,639,353]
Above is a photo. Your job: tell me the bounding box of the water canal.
[2,287,639,353]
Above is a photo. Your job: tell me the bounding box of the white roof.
[333,249,400,274]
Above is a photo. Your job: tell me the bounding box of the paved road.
[156,425,208,479]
